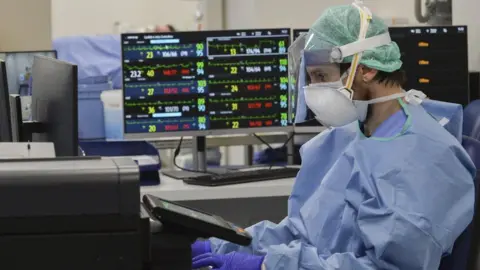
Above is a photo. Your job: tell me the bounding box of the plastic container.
[79,141,161,186]
[100,89,124,140]
[78,76,113,140]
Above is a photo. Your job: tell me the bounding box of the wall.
[0,0,52,51]
[225,0,420,30]
[225,0,479,72]
[51,0,199,38]
[453,0,480,71]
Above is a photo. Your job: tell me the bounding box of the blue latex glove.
[192,240,211,258]
[192,252,264,270]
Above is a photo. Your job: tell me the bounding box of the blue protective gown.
[210,99,475,269]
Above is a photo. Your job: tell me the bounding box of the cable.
[172,137,219,175]
[254,133,295,152]
[253,133,295,169]
[253,134,275,151]
[281,133,295,149]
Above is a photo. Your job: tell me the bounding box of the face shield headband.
[288,1,393,124]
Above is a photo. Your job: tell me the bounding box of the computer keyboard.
[183,167,300,186]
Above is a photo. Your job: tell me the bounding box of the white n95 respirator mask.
[304,83,407,127]
[304,82,358,127]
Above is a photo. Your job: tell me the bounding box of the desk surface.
[141,174,295,201]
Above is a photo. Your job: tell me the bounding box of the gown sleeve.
[210,217,296,255]
[260,142,475,269]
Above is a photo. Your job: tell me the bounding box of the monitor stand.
[162,136,231,180]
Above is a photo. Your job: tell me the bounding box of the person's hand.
[191,240,211,258]
[192,252,264,270]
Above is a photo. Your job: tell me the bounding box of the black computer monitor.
[390,26,469,105]
[121,28,291,139]
[31,56,79,157]
[0,61,12,142]
[8,95,22,142]
[292,29,308,41]
[0,50,57,96]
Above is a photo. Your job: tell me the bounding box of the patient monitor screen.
[390,26,469,105]
[121,29,291,135]
[0,51,57,96]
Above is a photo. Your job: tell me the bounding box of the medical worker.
[191,2,475,269]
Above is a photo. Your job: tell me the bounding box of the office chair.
[463,100,480,140]
[439,136,480,270]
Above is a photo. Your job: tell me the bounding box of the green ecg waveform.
[124,44,194,51]
[126,118,195,125]
[125,82,194,88]
[209,59,280,67]
[208,40,276,50]
[210,114,277,121]
[209,96,277,103]
[124,63,193,70]
[125,100,195,107]
[208,78,274,85]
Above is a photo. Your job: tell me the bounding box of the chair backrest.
[463,100,480,140]
[439,136,480,270]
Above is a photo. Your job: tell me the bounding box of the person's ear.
[358,65,378,83]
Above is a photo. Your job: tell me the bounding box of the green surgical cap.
[306,5,402,72]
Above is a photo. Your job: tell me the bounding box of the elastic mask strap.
[364,90,427,105]
[345,4,372,90]
[366,92,406,104]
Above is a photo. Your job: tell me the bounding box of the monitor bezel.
[0,61,12,142]
[121,28,292,139]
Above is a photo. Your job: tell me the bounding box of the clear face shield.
[288,33,347,125]
[288,2,394,127]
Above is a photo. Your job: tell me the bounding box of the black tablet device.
[142,194,252,246]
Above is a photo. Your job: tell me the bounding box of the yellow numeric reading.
[230,67,238,74]
[232,121,239,129]
[146,70,155,77]
[232,103,238,110]
[148,125,157,133]
[230,49,237,55]
[147,88,154,96]
[231,85,239,92]
[148,107,155,114]
[146,51,154,59]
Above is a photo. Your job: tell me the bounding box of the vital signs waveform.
[207,40,277,50]
[126,118,196,125]
[209,59,283,67]
[124,44,195,51]
[124,63,194,70]
[125,100,195,107]
[124,81,195,88]
[210,114,278,121]
[208,78,275,85]
[209,96,277,103]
